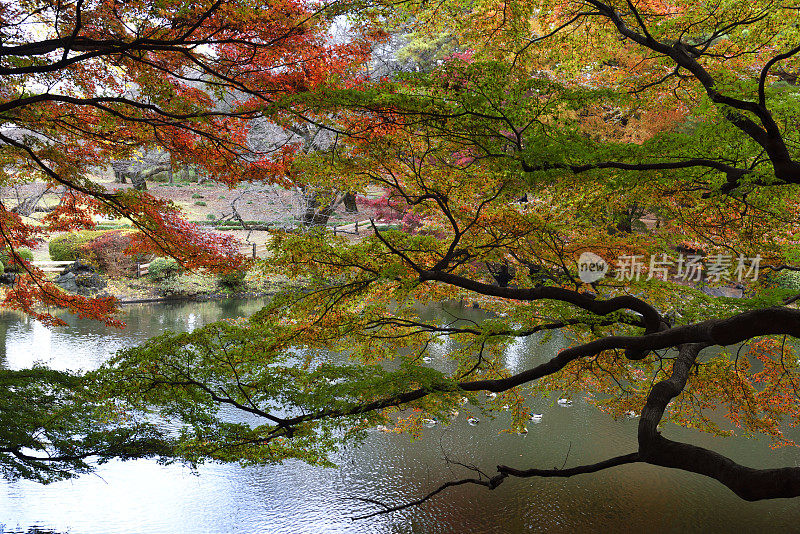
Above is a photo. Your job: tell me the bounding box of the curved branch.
[643,436,800,500]
[351,452,640,519]
[521,158,751,187]
[759,43,800,107]
[636,342,800,501]
[583,0,799,182]
[418,269,665,335]
[497,451,641,478]
[279,306,800,431]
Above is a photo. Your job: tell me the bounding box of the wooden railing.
[331,219,397,236]
[237,242,271,259]
[136,262,151,277]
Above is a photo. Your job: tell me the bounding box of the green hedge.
[0,248,34,272]
[95,222,132,230]
[147,257,183,280]
[49,231,106,261]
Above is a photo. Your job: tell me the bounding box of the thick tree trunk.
[300,191,332,225]
[11,186,48,216]
[343,192,358,213]
[111,161,129,183]
[129,172,147,191]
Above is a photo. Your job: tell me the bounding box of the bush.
[218,269,246,289]
[147,257,183,280]
[206,214,216,220]
[191,193,203,199]
[0,248,34,272]
[194,201,207,206]
[79,230,151,276]
[773,270,800,291]
[49,231,105,261]
[95,223,132,230]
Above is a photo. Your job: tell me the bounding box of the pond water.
[1,299,800,533]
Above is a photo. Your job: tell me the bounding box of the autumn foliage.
[0,0,381,323]
[5,0,800,509]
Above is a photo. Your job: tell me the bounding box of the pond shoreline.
[116,289,277,305]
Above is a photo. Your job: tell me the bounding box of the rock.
[0,273,16,285]
[54,272,76,291]
[55,260,106,294]
[60,259,95,276]
[75,273,106,289]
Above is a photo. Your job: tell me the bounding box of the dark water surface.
[1,299,799,533]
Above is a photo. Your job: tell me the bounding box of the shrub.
[147,257,183,280]
[206,214,216,220]
[191,193,203,199]
[49,231,105,261]
[194,201,207,206]
[79,230,151,276]
[218,269,246,289]
[96,223,132,230]
[773,270,800,291]
[0,248,34,272]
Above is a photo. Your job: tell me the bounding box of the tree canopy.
[3,0,800,514]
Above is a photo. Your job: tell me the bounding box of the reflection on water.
[1,300,800,533]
